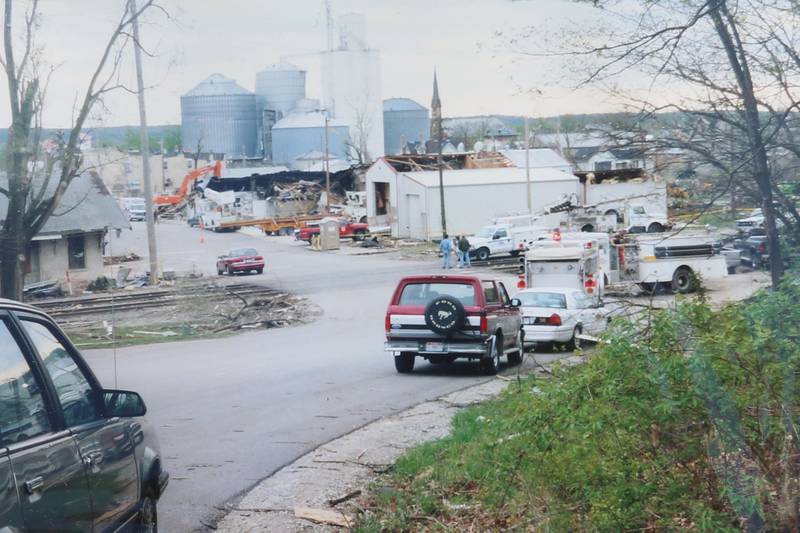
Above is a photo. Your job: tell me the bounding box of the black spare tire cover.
[424,296,466,336]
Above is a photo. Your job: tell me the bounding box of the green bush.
[358,280,800,531]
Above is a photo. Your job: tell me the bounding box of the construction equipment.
[154,161,222,207]
[214,214,326,234]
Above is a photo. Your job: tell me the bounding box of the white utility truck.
[469,223,550,261]
[524,240,605,299]
[613,232,728,293]
[525,231,727,294]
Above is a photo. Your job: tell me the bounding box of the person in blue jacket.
[439,233,454,269]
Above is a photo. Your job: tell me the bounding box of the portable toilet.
[319,218,341,250]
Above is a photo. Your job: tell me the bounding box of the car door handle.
[24,476,44,494]
[83,452,105,468]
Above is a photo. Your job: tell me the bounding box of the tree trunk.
[711,2,784,287]
[0,198,26,300]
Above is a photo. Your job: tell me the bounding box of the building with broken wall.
[0,172,130,292]
[365,153,579,240]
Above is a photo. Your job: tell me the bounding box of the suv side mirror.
[510,298,521,308]
[102,389,147,418]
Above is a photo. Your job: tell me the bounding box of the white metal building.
[366,159,579,240]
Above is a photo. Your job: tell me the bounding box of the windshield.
[230,248,258,257]
[399,282,476,306]
[516,292,567,309]
[130,204,145,211]
[475,227,495,239]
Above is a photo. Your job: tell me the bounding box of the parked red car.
[294,218,369,242]
[384,275,524,375]
[216,248,264,275]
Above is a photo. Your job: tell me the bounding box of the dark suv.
[0,298,167,531]
[384,275,524,375]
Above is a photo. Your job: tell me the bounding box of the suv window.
[482,281,499,304]
[498,283,511,306]
[0,320,51,446]
[399,282,476,306]
[21,320,101,427]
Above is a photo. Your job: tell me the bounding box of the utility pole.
[130,0,158,285]
[159,138,165,191]
[324,114,331,213]
[524,117,531,214]
[432,70,447,235]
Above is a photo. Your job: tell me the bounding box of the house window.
[616,161,629,170]
[67,235,85,269]
[594,161,612,171]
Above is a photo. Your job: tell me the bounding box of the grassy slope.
[357,281,800,532]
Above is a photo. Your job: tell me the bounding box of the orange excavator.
[154,160,222,207]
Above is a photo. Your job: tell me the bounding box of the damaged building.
[0,172,129,291]
[365,152,578,240]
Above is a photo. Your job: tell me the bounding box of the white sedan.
[515,287,611,350]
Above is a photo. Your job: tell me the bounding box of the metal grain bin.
[383,98,429,155]
[255,63,306,119]
[181,74,258,157]
[271,112,350,166]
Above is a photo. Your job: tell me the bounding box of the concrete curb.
[212,370,563,532]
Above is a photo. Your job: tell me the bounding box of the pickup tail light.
[385,313,391,333]
[480,313,488,334]
[547,313,562,326]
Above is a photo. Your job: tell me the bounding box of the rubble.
[103,252,141,265]
[32,280,321,348]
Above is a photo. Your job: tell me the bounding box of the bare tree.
[515,0,800,286]
[344,104,372,165]
[0,0,161,299]
[190,129,205,170]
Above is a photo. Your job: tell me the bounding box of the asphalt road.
[85,222,553,531]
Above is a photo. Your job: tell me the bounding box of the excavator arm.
[154,160,222,206]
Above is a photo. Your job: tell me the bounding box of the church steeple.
[430,69,441,141]
[431,70,441,110]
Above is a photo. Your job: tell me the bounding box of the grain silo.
[383,98,429,155]
[271,111,350,165]
[321,13,384,162]
[255,63,306,119]
[181,74,258,157]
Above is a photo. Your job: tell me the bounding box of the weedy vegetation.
[357,278,800,531]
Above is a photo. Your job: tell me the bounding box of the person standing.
[440,233,454,269]
[457,233,471,268]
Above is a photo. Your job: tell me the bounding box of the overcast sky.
[1,0,627,128]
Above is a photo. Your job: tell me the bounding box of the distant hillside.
[0,124,180,146]
[446,112,684,133]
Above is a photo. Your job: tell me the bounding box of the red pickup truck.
[294,218,369,242]
[384,275,524,375]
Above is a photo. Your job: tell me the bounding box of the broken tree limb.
[327,489,362,507]
[293,506,353,528]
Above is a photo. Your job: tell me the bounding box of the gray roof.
[383,98,427,112]
[500,149,573,170]
[183,73,253,97]
[0,171,130,236]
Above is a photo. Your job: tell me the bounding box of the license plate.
[522,317,535,325]
[425,342,445,352]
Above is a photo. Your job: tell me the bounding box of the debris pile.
[33,280,320,348]
[103,252,141,265]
